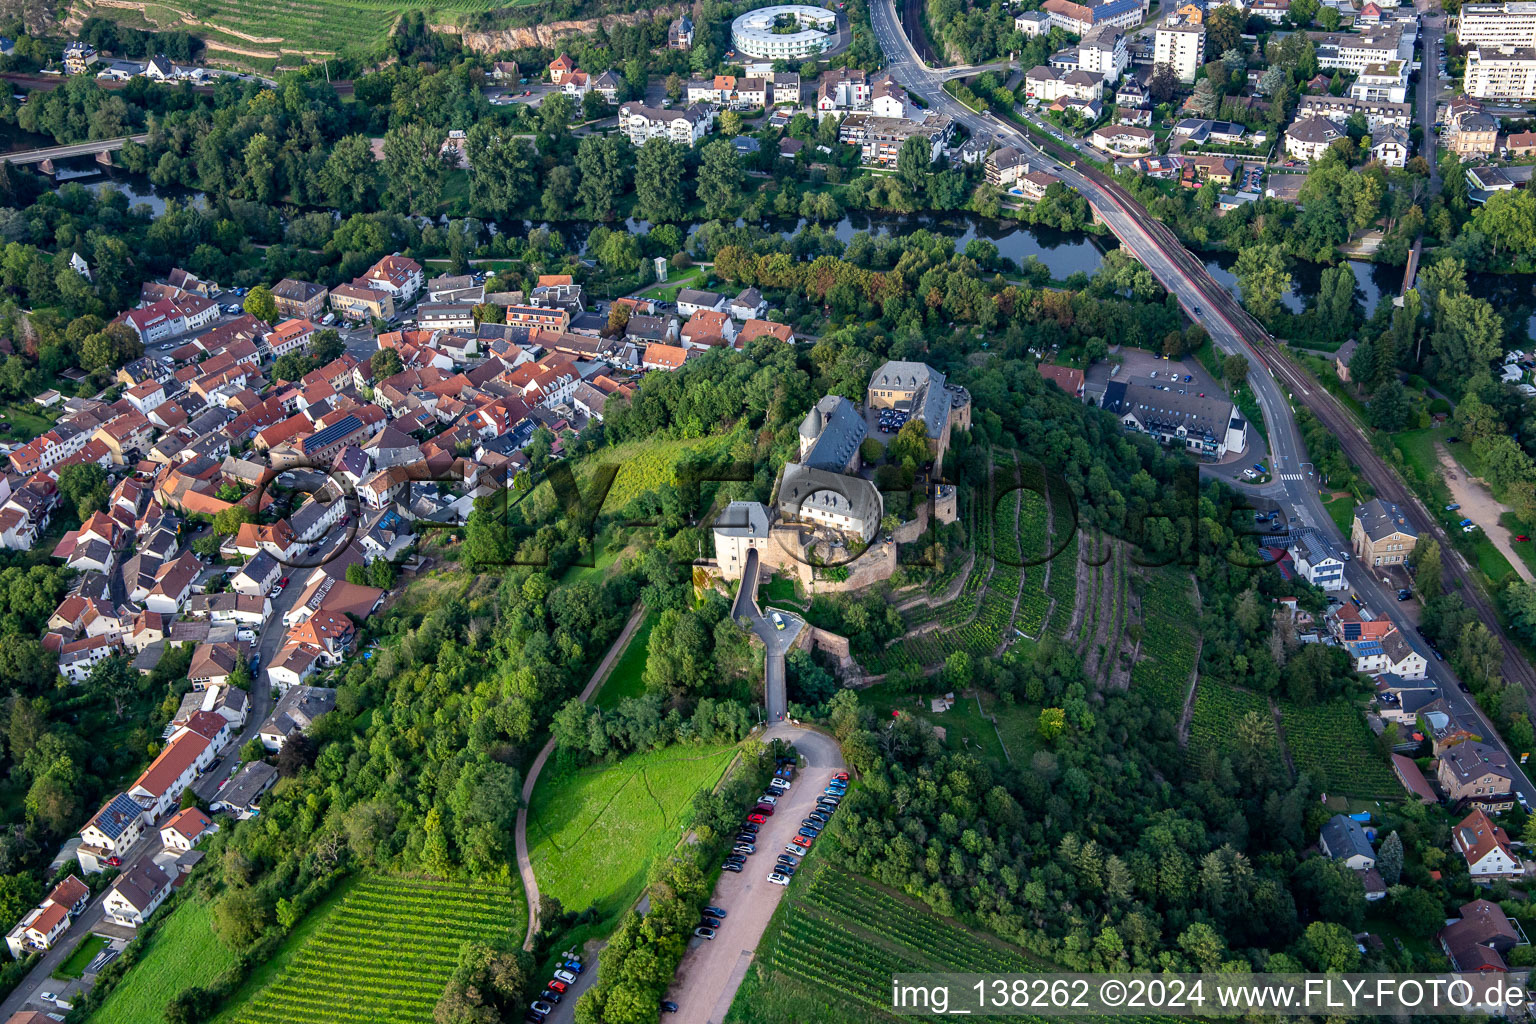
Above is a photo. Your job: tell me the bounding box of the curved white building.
[731,5,836,59]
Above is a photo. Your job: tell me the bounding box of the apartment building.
[1465,45,1536,100]
[1154,20,1205,83]
[616,103,713,146]
[1458,2,1536,50]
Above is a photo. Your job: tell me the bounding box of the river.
[48,161,1536,331]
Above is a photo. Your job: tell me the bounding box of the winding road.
[514,602,648,951]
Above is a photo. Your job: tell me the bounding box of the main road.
[870,0,1536,799]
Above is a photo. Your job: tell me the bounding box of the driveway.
[663,724,843,1024]
[1436,443,1534,583]
[731,549,803,721]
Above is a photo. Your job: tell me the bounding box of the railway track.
[1078,165,1536,699]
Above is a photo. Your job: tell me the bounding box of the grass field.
[220,876,521,1024]
[527,744,736,920]
[1322,493,1356,533]
[0,402,58,442]
[726,858,1105,1024]
[985,695,1043,763]
[519,435,739,524]
[636,266,708,302]
[593,607,658,711]
[862,689,1008,764]
[88,898,237,1024]
[54,933,108,980]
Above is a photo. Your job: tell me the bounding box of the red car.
[747,813,767,824]
[548,980,568,994]
[754,804,775,816]
[1518,536,1531,542]
[280,576,290,585]
[792,836,812,848]
[833,772,849,782]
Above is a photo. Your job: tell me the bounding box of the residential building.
[1452,809,1524,879]
[77,792,148,874]
[357,253,423,305]
[1314,24,1407,74]
[259,685,337,750]
[5,876,88,959]
[1041,0,1148,35]
[1457,2,1536,51]
[330,283,395,322]
[64,41,99,74]
[1097,381,1247,459]
[1288,529,1345,590]
[1448,106,1500,157]
[1370,125,1411,167]
[870,75,913,119]
[986,146,1029,187]
[1155,20,1205,83]
[271,279,328,319]
[548,53,575,85]
[1465,45,1536,101]
[212,761,278,818]
[159,807,216,851]
[729,288,768,321]
[616,103,713,146]
[1285,116,1344,161]
[669,14,695,48]
[1351,497,1417,565]
[1015,9,1052,35]
[1318,813,1375,870]
[1090,124,1155,152]
[837,112,955,165]
[712,500,772,581]
[1350,60,1409,103]
[1506,129,1536,156]
[417,304,477,332]
[1024,66,1105,104]
[1249,0,1290,21]
[1438,742,1514,804]
[267,319,317,359]
[1079,25,1129,82]
[816,68,871,118]
[103,861,173,928]
[676,289,726,317]
[1440,899,1522,972]
[1019,171,1059,202]
[1295,95,1411,129]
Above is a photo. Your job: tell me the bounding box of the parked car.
[747,813,767,824]
[733,844,755,854]
[792,835,812,848]
[547,980,568,994]
[532,1002,554,1015]
[798,827,819,839]
[833,771,848,781]
[771,611,785,630]
[1397,589,1412,601]
[767,873,791,886]
[1464,524,1478,533]
[705,905,727,918]
[701,916,723,928]
[1519,536,1532,542]
[783,845,804,858]
[721,862,743,872]
[540,990,561,1004]
[725,854,746,865]
[554,970,577,984]
[662,1001,679,1013]
[739,823,759,833]
[1445,503,1461,512]
[696,927,716,939]
[1459,518,1473,527]
[775,861,797,875]
[758,794,777,805]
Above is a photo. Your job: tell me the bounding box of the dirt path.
[1435,443,1534,584]
[1176,638,1204,747]
[515,602,647,950]
[1269,697,1298,775]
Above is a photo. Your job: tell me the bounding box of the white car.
[767,873,791,886]
[554,969,577,984]
[769,778,791,791]
[1463,524,1478,533]
[758,794,777,805]
[782,845,803,858]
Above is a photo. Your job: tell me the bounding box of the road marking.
[1280,473,1303,481]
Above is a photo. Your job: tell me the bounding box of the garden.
[88,898,237,1024]
[526,743,736,921]
[220,876,520,1024]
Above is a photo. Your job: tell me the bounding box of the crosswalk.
[1280,473,1304,481]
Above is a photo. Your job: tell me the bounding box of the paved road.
[665,725,844,1024]
[515,603,648,950]
[1417,3,1444,192]
[871,0,1536,801]
[731,549,803,722]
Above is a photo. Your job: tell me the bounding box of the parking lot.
[664,732,845,1024]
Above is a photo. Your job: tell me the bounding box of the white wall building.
[1457,2,1536,50]
[1154,22,1205,83]
[1465,45,1536,100]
